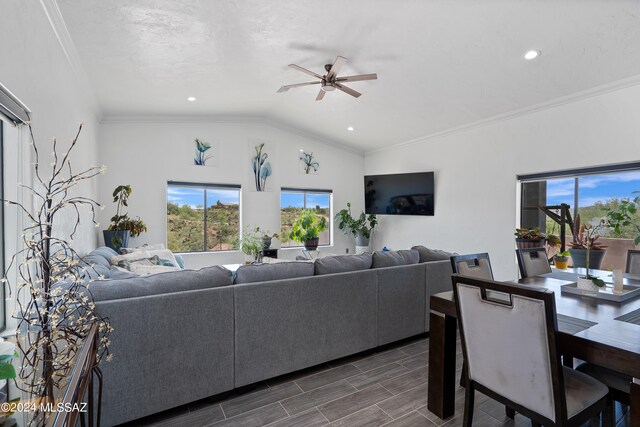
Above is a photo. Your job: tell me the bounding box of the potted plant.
[568,215,606,291]
[335,202,378,247]
[289,210,327,250]
[254,227,279,250]
[568,215,607,270]
[237,228,267,263]
[514,227,547,249]
[605,192,640,245]
[104,185,147,251]
[554,250,571,269]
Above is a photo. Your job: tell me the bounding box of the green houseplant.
[254,227,279,250]
[289,210,327,250]
[237,228,267,263]
[554,250,571,269]
[104,185,147,251]
[335,202,378,247]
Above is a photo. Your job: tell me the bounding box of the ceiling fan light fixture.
[321,82,336,92]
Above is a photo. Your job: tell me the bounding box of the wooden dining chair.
[516,248,552,278]
[450,253,494,279]
[452,275,610,427]
[626,249,640,275]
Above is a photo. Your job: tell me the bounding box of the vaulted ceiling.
[56,0,640,152]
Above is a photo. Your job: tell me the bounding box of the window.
[280,188,332,247]
[0,120,4,331]
[166,182,240,253]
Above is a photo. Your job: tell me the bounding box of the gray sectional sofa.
[88,247,453,426]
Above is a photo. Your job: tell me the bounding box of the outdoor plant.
[1,123,112,419]
[335,202,378,239]
[299,151,319,174]
[194,138,213,166]
[108,185,148,237]
[289,210,327,244]
[514,227,547,241]
[605,192,640,245]
[251,143,272,191]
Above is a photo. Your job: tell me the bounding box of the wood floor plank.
[353,348,411,372]
[221,381,302,418]
[380,368,428,395]
[318,384,394,422]
[295,363,361,392]
[263,408,328,427]
[328,405,392,427]
[380,410,434,426]
[347,362,410,390]
[207,402,288,427]
[281,379,357,416]
[399,352,428,370]
[377,382,428,419]
[397,339,429,357]
[151,405,225,427]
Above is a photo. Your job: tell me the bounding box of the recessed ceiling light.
[523,50,541,60]
[299,149,304,152]
[347,126,354,131]
[187,96,196,102]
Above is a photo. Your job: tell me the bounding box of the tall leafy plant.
[108,185,147,236]
[335,202,377,239]
[1,123,113,417]
[289,210,327,243]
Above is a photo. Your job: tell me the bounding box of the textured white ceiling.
[56,0,640,152]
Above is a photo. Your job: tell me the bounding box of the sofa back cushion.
[411,245,457,263]
[314,253,373,275]
[372,250,419,268]
[90,265,233,301]
[234,262,314,284]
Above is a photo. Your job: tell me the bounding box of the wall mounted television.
[364,172,435,216]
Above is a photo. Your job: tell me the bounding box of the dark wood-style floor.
[121,336,630,426]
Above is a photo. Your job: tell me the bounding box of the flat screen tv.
[364,172,435,216]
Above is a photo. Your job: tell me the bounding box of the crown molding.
[99,114,365,155]
[40,0,103,121]
[366,73,640,156]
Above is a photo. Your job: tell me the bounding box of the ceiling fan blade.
[289,64,322,79]
[277,81,321,93]
[315,89,326,101]
[335,83,361,98]
[326,56,347,81]
[335,73,378,82]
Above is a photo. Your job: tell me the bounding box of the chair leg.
[506,406,516,418]
[463,382,474,427]
[603,397,615,427]
[530,421,541,427]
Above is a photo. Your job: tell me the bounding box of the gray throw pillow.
[372,250,420,268]
[411,245,457,263]
[234,262,314,284]
[314,253,373,275]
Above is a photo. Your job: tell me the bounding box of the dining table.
[427,268,640,426]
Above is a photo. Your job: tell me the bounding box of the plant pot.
[577,277,600,294]
[304,237,319,251]
[568,249,606,269]
[355,233,370,247]
[262,237,272,250]
[515,238,546,249]
[554,257,569,270]
[103,230,130,252]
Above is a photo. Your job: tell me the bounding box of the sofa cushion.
[372,250,420,268]
[314,253,373,275]
[234,262,314,284]
[411,245,457,263]
[83,246,119,269]
[89,265,233,301]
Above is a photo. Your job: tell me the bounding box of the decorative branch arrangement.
[194,138,213,166]
[299,151,319,174]
[1,123,113,423]
[251,143,272,191]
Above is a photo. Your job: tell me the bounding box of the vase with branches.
[1,123,113,423]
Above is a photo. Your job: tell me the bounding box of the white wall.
[365,84,640,280]
[1,1,101,327]
[98,120,364,268]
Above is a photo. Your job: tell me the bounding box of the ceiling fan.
[277,56,377,101]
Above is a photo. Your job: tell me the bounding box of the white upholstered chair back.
[451,254,494,280]
[517,248,552,278]
[627,250,640,275]
[455,281,557,421]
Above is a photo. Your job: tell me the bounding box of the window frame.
[280,187,333,248]
[0,120,5,332]
[166,181,241,253]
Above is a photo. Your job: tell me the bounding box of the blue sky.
[547,171,640,207]
[167,187,330,209]
[281,193,330,209]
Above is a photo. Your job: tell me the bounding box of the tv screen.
[364,172,435,216]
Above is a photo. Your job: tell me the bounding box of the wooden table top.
[432,268,640,377]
